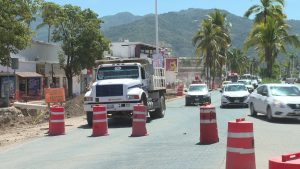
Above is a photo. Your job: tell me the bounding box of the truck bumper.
[84,102,138,113]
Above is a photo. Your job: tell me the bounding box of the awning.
[16,72,43,78]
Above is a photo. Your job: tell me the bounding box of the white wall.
[0,61,36,73]
[111,42,135,58]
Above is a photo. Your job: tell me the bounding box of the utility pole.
[155,0,159,54]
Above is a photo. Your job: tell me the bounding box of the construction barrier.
[131,104,148,137]
[199,103,219,144]
[49,105,65,135]
[176,84,184,96]
[92,105,108,136]
[269,152,300,169]
[226,118,256,169]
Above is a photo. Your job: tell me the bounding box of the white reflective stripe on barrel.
[133,119,146,122]
[93,119,107,123]
[50,120,64,123]
[200,119,216,124]
[93,111,107,115]
[228,132,254,138]
[227,147,255,154]
[51,112,64,115]
[134,111,147,115]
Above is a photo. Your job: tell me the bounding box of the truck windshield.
[97,66,139,80]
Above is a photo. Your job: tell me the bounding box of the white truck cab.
[84,59,166,126]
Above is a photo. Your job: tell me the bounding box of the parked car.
[220,83,250,108]
[185,84,211,106]
[248,84,300,121]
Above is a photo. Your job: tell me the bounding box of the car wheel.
[250,103,257,116]
[185,99,190,106]
[266,106,274,122]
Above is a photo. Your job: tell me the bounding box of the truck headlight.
[128,95,140,100]
[84,97,93,102]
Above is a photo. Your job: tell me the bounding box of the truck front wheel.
[150,95,166,118]
[86,111,93,127]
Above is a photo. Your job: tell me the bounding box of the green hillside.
[32,8,300,58]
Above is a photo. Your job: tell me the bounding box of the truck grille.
[96,85,123,97]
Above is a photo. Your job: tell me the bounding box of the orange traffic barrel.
[269,152,300,169]
[176,85,184,96]
[199,103,219,144]
[92,105,108,136]
[226,118,256,169]
[49,105,65,135]
[131,104,148,137]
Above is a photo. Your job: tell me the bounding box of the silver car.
[220,83,250,108]
[248,84,300,121]
[185,84,211,106]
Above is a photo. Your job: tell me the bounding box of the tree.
[226,48,249,74]
[244,17,300,77]
[193,10,230,88]
[51,5,109,97]
[37,2,61,42]
[244,0,285,24]
[0,0,36,66]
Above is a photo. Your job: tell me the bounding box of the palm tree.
[245,17,300,77]
[208,10,231,85]
[193,14,230,88]
[37,2,61,42]
[244,0,285,24]
[226,48,249,74]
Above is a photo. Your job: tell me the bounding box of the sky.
[47,0,300,20]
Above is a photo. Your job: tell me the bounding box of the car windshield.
[189,85,207,92]
[97,66,139,80]
[237,80,248,85]
[225,85,247,92]
[270,86,300,96]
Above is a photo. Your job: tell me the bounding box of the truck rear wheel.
[86,111,93,127]
[150,95,166,118]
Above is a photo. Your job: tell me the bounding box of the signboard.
[152,53,164,68]
[165,58,178,72]
[45,88,65,103]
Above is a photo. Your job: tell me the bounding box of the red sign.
[165,58,178,72]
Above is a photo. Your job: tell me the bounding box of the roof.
[16,72,43,78]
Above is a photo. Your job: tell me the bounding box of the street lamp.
[155,0,159,54]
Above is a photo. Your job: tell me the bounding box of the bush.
[262,78,281,84]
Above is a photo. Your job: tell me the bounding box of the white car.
[185,84,211,106]
[237,80,254,92]
[220,83,250,108]
[248,84,300,121]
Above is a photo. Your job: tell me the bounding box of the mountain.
[32,8,300,58]
[101,12,142,30]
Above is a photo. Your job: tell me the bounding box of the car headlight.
[128,95,140,100]
[84,96,93,102]
[273,99,286,108]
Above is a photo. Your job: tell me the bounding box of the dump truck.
[83,58,166,126]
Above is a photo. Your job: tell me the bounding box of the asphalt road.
[0,90,300,169]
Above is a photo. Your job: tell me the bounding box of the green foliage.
[0,0,38,66]
[39,4,109,97]
[262,78,281,84]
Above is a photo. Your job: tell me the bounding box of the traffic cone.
[49,105,65,135]
[131,104,148,137]
[199,103,219,144]
[269,152,300,169]
[92,105,108,136]
[226,118,256,169]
